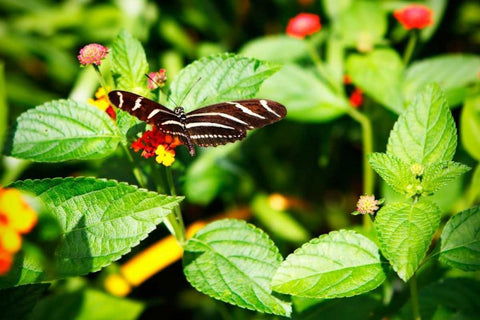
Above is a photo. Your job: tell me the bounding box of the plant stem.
[93,65,109,91]
[409,274,422,320]
[121,144,148,188]
[403,30,418,65]
[307,38,340,94]
[346,107,374,229]
[165,167,187,245]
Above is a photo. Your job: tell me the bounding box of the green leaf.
[183,219,291,316]
[346,49,404,114]
[0,177,181,288]
[32,289,144,320]
[271,230,386,298]
[239,35,309,63]
[387,83,457,165]
[422,161,470,195]
[322,0,353,18]
[258,64,349,122]
[467,165,480,205]
[401,278,480,320]
[111,29,149,96]
[335,1,387,49]
[403,55,480,106]
[375,200,441,281]
[0,284,49,320]
[368,153,417,196]
[168,53,280,112]
[252,194,310,243]
[7,100,121,162]
[439,207,480,271]
[0,62,7,151]
[460,95,480,161]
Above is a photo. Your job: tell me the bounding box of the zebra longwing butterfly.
[108,90,287,156]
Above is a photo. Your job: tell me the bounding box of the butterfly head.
[174,107,186,121]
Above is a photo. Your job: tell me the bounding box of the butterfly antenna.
[178,77,202,106]
[145,73,180,107]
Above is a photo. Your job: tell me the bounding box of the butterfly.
[108,90,287,156]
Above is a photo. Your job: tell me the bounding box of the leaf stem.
[165,167,187,245]
[403,30,418,65]
[307,38,340,94]
[346,107,374,229]
[409,273,422,320]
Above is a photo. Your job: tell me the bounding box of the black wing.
[185,99,286,147]
[108,90,188,139]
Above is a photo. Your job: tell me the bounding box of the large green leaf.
[32,289,145,320]
[439,207,480,271]
[0,177,181,288]
[271,230,386,298]
[259,64,349,122]
[168,53,280,112]
[403,55,480,106]
[183,219,291,316]
[375,200,441,281]
[111,29,149,96]
[387,83,457,165]
[7,100,121,162]
[239,35,309,63]
[346,49,404,114]
[0,284,49,320]
[460,95,480,161]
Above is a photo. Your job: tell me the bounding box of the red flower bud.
[286,13,321,39]
[394,5,433,30]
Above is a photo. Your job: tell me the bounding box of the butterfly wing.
[108,90,189,139]
[185,99,286,147]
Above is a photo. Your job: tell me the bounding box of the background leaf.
[0,177,181,288]
[6,99,121,162]
[271,230,386,298]
[239,35,309,63]
[0,284,49,320]
[375,200,441,281]
[422,161,470,194]
[346,49,404,114]
[111,29,149,96]
[387,83,457,164]
[460,95,480,161]
[31,289,144,320]
[258,64,349,122]
[0,62,7,151]
[439,207,480,271]
[403,55,480,106]
[368,153,417,196]
[168,53,280,112]
[183,219,291,317]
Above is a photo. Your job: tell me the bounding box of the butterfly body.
[108,90,286,156]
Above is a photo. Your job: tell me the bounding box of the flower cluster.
[148,69,167,89]
[355,195,380,215]
[394,4,433,30]
[286,13,321,39]
[78,43,108,66]
[131,127,182,166]
[0,188,37,275]
[88,86,116,120]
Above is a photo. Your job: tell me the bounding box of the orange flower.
[0,188,37,275]
[78,43,108,66]
[131,127,182,166]
[88,87,116,120]
[286,13,321,39]
[394,5,433,30]
[349,88,364,108]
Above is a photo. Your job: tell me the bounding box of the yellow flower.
[88,86,111,112]
[155,145,176,167]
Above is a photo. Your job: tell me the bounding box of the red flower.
[78,43,108,66]
[394,5,433,30]
[286,13,321,39]
[131,127,182,166]
[148,69,167,89]
[349,88,364,108]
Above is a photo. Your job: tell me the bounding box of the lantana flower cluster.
[0,188,37,275]
[88,86,116,120]
[131,127,182,166]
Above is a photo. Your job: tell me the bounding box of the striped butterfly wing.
[185,99,287,147]
[108,90,189,140]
